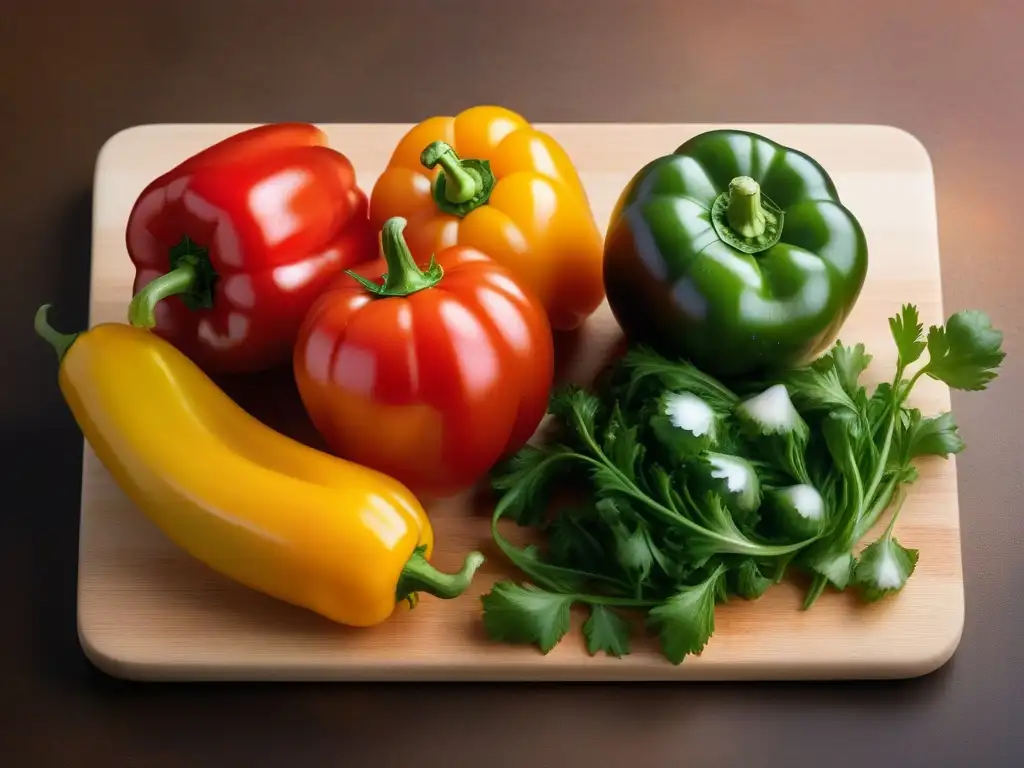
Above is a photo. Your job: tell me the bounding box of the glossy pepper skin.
[603,129,869,379]
[35,305,484,627]
[369,105,605,332]
[294,217,555,499]
[126,123,378,375]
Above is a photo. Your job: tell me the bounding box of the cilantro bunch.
[479,305,1004,665]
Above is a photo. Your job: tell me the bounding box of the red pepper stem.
[394,546,485,606]
[127,264,198,328]
[726,176,768,238]
[346,217,444,298]
[34,304,80,364]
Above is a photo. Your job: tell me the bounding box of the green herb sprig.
[479,305,1004,664]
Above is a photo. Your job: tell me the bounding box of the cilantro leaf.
[650,391,721,457]
[897,409,965,462]
[615,346,739,412]
[693,452,762,522]
[480,582,575,654]
[735,384,809,439]
[734,384,813,484]
[889,303,927,366]
[830,341,874,396]
[582,604,632,658]
[545,506,610,574]
[591,462,637,502]
[805,549,856,590]
[922,310,1005,391]
[783,366,859,416]
[645,564,726,664]
[601,402,644,482]
[763,483,827,541]
[491,444,576,527]
[549,385,602,438]
[866,382,894,429]
[806,340,873,407]
[606,502,673,578]
[848,479,918,602]
[732,559,773,600]
[714,571,731,604]
[491,457,615,594]
[852,536,919,602]
[615,524,655,583]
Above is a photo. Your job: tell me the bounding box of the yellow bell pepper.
[35,305,484,628]
[369,105,606,331]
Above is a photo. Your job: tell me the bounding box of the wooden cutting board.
[79,122,962,681]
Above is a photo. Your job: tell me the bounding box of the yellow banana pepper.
[35,305,484,628]
[369,105,606,331]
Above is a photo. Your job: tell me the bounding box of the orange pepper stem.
[420,141,496,218]
[394,546,486,606]
[34,304,80,364]
[345,217,444,298]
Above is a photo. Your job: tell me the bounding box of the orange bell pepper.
[369,106,605,331]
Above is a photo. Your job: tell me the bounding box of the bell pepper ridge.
[395,546,486,606]
[420,140,496,217]
[34,304,79,363]
[346,217,444,297]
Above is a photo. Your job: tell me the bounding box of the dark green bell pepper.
[603,129,868,379]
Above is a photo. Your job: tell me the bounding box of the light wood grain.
[79,123,961,681]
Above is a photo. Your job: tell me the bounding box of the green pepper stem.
[395,547,486,604]
[725,176,768,238]
[421,141,480,203]
[34,304,80,363]
[127,264,197,328]
[345,217,444,297]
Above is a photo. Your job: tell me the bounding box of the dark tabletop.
[3,1,1021,765]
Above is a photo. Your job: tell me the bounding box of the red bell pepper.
[125,123,377,374]
[293,216,555,499]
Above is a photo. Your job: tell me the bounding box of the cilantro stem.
[905,366,926,394]
[862,362,906,507]
[845,439,867,534]
[854,473,900,541]
[575,453,812,559]
[802,434,867,610]
[621,350,739,409]
[858,362,932,540]
[803,575,829,610]
[572,593,659,608]
[489,451,634,594]
[557,385,814,558]
[879,487,906,541]
[804,354,920,609]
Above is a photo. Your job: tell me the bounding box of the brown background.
[2,1,1020,765]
